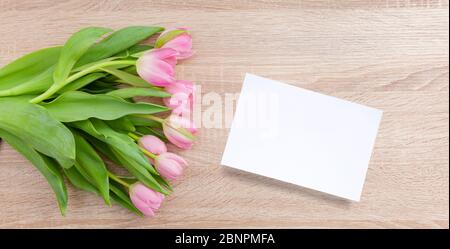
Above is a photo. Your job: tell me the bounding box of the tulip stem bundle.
[0,26,196,216]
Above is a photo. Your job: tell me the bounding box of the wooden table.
[0,0,448,228]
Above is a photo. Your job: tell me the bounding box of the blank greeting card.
[221,73,383,201]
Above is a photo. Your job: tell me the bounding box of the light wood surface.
[0,0,448,228]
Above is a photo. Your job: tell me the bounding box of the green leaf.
[135,126,167,142]
[64,165,142,215]
[153,173,173,192]
[77,26,164,66]
[114,44,153,58]
[57,72,106,93]
[68,119,169,194]
[110,181,142,216]
[53,27,112,87]
[76,119,158,174]
[113,50,130,59]
[81,87,117,94]
[101,67,150,87]
[0,96,75,168]
[0,66,55,97]
[83,80,119,93]
[0,46,61,91]
[84,135,121,165]
[64,166,98,193]
[121,65,138,75]
[102,66,138,82]
[111,147,169,195]
[72,130,110,205]
[72,55,133,74]
[128,44,153,56]
[106,87,170,99]
[30,27,112,103]
[0,128,68,215]
[81,80,119,94]
[93,79,121,86]
[92,119,159,174]
[107,117,136,133]
[43,91,169,122]
[128,115,163,128]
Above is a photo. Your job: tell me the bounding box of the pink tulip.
[129,182,165,217]
[156,28,194,60]
[163,80,195,117]
[136,48,178,87]
[164,93,190,111]
[155,152,188,181]
[163,117,195,149]
[169,114,198,134]
[139,135,167,155]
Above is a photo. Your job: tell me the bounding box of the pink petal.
[156,157,184,181]
[165,80,193,95]
[140,60,176,87]
[152,48,179,60]
[139,135,167,155]
[169,115,198,134]
[163,152,188,168]
[177,50,195,60]
[164,94,189,109]
[163,34,192,52]
[152,48,178,67]
[163,55,177,67]
[176,80,194,91]
[163,125,193,150]
[130,195,155,216]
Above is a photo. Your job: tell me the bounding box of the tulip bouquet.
[0,26,196,216]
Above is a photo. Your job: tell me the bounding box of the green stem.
[107,171,130,188]
[128,132,140,141]
[140,147,157,159]
[67,60,135,87]
[29,84,60,104]
[29,60,136,104]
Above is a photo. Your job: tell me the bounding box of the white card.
[221,73,382,201]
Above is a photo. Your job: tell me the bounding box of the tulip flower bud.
[163,80,195,118]
[139,135,167,155]
[155,152,188,181]
[169,114,198,134]
[136,48,178,87]
[129,182,165,217]
[156,28,194,60]
[163,116,195,149]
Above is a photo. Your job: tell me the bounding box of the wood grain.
[0,0,448,228]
